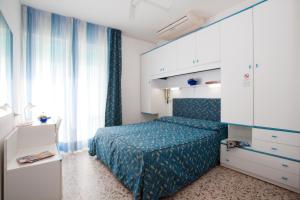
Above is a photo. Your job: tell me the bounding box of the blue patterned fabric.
[159,116,227,131]
[89,117,227,200]
[105,28,122,127]
[173,98,221,121]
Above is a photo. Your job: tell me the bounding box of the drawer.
[252,139,300,160]
[253,128,300,147]
[221,145,300,175]
[221,146,300,189]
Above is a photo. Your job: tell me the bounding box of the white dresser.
[221,128,300,193]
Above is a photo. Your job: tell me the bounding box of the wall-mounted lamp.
[163,89,171,104]
[170,87,180,91]
[163,87,181,104]
[205,81,221,88]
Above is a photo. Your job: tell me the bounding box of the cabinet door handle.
[225,158,230,162]
[196,59,199,63]
[248,65,252,69]
[282,164,289,168]
[281,177,288,181]
[256,64,259,68]
[193,60,195,64]
[271,147,278,151]
[271,135,278,138]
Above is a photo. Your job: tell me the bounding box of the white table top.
[7,144,62,171]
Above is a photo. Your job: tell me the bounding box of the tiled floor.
[62,151,300,200]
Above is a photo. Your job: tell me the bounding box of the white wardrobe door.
[177,32,197,70]
[159,41,178,74]
[140,54,152,113]
[253,0,300,131]
[196,23,220,66]
[221,9,254,125]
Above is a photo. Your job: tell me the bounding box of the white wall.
[122,35,155,124]
[0,0,23,113]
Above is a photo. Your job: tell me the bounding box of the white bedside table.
[18,117,61,143]
[4,117,63,200]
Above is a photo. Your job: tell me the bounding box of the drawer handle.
[282,164,289,168]
[271,135,278,138]
[281,177,288,181]
[271,147,278,151]
[225,159,230,162]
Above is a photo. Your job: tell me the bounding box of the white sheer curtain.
[22,6,108,152]
[0,12,13,107]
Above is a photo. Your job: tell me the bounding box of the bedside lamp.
[24,103,36,122]
[0,103,12,117]
[0,103,12,111]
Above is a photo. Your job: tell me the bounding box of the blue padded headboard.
[173,98,221,122]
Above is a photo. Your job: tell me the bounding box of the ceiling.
[20,0,248,43]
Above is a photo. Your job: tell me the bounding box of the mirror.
[0,11,13,116]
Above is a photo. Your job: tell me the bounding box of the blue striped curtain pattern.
[22,6,109,152]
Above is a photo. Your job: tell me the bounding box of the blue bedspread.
[89,116,227,200]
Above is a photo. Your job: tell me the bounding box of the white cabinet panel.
[221,144,300,175]
[147,49,160,76]
[141,53,153,114]
[196,23,220,66]
[221,9,254,125]
[221,145,300,189]
[150,41,177,77]
[141,54,165,114]
[177,32,197,70]
[252,139,300,160]
[253,128,300,147]
[177,25,220,72]
[253,0,300,131]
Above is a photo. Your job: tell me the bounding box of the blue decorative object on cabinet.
[187,79,198,86]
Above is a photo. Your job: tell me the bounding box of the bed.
[89,98,227,200]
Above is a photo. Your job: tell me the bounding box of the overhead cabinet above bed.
[140,23,221,114]
[141,23,221,80]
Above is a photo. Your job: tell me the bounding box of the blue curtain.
[105,28,122,127]
[23,6,108,152]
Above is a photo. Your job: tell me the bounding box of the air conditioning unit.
[156,11,205,41]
